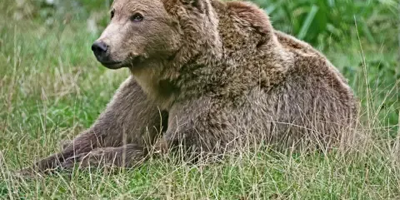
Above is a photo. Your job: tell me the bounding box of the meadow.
[0,0,399,199]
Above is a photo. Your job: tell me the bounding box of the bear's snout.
[92,41,110,63]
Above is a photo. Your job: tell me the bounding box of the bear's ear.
[181,0,206,13]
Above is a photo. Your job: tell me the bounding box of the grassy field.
[0,1,400,199]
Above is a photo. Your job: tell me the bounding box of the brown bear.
[21,0,357,173]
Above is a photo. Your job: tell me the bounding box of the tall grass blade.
[297,5,319,40]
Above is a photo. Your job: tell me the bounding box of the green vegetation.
[0,0,399,199]
[256,0,398,44]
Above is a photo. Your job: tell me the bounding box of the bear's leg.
[20,77,165,174]
[60,144,147,169]
[159,97,236,162]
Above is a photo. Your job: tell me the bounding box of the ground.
[0,5,399,199]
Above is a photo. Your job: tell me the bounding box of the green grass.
[1,3,400,199]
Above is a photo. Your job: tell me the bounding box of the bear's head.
[92,0,221,70]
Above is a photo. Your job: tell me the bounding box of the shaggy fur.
[21,0,357,173]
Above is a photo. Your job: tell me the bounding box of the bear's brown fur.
[21,0,357,173]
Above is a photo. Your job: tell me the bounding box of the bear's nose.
[91,41,109,58]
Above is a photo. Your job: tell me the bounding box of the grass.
[1,4,400,200]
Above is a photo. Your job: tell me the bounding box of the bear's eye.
[110,10,115,19]
[130,13,144,22]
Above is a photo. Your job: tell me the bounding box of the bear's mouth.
[100,56,144,70]
[101,61,123,69]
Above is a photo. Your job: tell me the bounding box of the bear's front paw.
[61,151,109,170]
